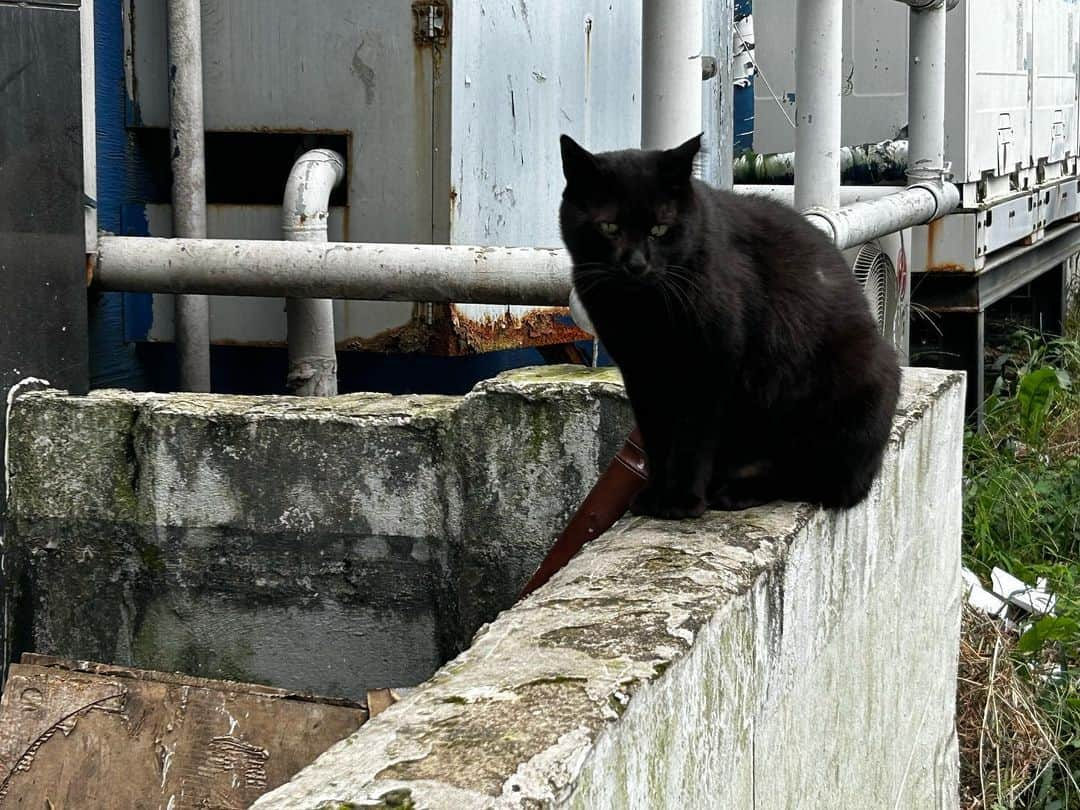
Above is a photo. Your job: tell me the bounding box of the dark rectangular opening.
[131,130,350,206]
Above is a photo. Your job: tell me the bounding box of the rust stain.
[925,217,939,270]
[85,253,95,287]
[924,262,969,273]
[920,219,973,272]
[341,305,589,357]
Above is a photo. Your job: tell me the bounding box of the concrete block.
[446,365,631,646]
[3,367,633,699]
[250,368,966,810]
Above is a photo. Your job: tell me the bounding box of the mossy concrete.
[3,367,630,698]
[251,368,966,809]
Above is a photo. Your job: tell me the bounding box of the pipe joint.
[802,206,844,244]
[907,179,961,221]
[894,0,953,10]
[283,149,346,242]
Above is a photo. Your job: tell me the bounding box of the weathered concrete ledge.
[251,368,966,809]
[4,367,631,697]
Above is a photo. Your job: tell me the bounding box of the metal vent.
[852,242,898,341]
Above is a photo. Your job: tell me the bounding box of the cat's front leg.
[630,414,713,519]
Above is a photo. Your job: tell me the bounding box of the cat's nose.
[624,250,648,276]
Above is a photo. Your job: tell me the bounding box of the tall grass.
[961,325,1080,808]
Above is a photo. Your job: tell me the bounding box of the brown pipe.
[519,427,649,598]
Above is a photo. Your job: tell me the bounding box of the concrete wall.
[3,367,631,697]
[250,368,966,810]
[5,366,965,808]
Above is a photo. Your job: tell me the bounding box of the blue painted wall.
[733,0,755,155]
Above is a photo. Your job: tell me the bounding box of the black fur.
[558,134,901,518]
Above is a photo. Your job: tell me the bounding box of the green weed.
[961,326,1080,808]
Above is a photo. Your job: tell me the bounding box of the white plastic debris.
[991,566,1057,617]
[961,567,1009,618]
[962,565,1057,621]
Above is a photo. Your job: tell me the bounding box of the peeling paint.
[340,305,588,356]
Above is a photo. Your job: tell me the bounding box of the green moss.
[496,364,623,386]
[132,602,255,683]
[375,789,415,809]
[521,675,587,687]
[134,540,166,576]
[176,640,254,683]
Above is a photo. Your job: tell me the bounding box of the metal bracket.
[907,157,954,186]
[701,55,718,81]
[412,2,448,45]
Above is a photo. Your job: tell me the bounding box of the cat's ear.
[560,135,599,185]
[660,133,703,181]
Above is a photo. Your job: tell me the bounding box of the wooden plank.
[0,656,368,808]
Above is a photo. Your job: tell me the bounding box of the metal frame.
[912,220,1077,417]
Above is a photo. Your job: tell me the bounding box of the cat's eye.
[650,224,670,239]
[598,222,619,236]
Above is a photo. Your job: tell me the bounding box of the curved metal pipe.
[803,182,960,249]
[283,149,346,396]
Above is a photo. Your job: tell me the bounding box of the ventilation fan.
[851,242,899,343]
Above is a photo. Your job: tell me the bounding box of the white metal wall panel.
[128,0,425,341]
[446,1,642,325]
[945,0,1034,183]
[1033,0,1079,168]
[752,0,908,154]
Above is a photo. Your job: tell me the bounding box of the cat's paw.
[710,493,770,511]
[630,487,707,519]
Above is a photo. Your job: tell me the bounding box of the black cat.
[558,134,901,518]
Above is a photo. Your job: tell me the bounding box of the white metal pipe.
[94,238,575,305]
[793,0,843,211]
[283,149,345,397]
[167,0,210,392]
[905,1,947,182]
[735,185,904,205]
[803,182,960,250]
[642,0,704,152]
[93,178,959,302]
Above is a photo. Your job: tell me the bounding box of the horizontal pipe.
[734,140,909,185]
[94,237,574,306]
[735,185,903,205]
[803,182,960,250]
[93,185,961,303]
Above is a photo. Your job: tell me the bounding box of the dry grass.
[957,606,1061,809]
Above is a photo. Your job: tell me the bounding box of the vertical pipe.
[283,149,345,396]
[701,0,735,188]
[906,1,947,182]
[167,0,210,392]
[642,0,704,152]
[793,0,843,211]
